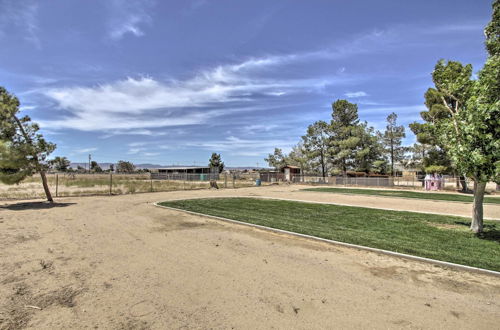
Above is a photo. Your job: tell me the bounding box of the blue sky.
[0,0,493,166]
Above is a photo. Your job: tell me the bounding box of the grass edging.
[153,198,500,277]
[301,187,500,205]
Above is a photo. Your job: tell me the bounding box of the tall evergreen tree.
[354,123,383,173]
[0,87,55,202]
[330,99,361,173]
[380,113,406,176]
[208,153,225,173]
[301,120,330,178]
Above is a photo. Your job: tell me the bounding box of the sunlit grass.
[160,197,500,271]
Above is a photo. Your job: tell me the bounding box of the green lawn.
[159,198,500,271]
[302,187,500,204]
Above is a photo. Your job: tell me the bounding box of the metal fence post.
[150,178,153,192]
[224,173,227,188]
[55,174,58,197]
[232,174,235,189]
[109,173,112,195]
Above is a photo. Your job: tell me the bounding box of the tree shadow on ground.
[0,202,76,211]
[454,221,500,243]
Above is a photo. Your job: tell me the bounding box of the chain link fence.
[0,172,267,200]
[291,175,488,191]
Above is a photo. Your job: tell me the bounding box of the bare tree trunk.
[460,175,469,192]
[13,116,54,203]
[40,170,53,202]
[471,180,486,233]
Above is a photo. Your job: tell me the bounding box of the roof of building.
[282,165,300,169]
[157,166,210,170]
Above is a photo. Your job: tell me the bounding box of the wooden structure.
[150,166,216,180]
[281,165,301,181]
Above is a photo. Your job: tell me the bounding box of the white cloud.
[187,136,296,155]
[345,91,368,98]
[358,105,424,115]
[127,147,145,155]
[107,0,154,40]
[143,152,160,157]
[41,56,346,131]
[39,25,422,133]
[20,105,36,111]
[75,147,97,154]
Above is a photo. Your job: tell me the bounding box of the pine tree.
[302,121,330,178]
[330,99,361,173]
[208,153,225,173]
[380,113,406,176]
[0,87,55,202]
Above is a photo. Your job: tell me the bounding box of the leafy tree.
[208,153,225,173]
[301,120,330,177]
[116,160,135,173]
[49,156,71,172]
[90,160,103,173]
[288,143,310,175]
[421,2,499,232]
[425,165,448,174]
[265,148,287,170]
[330,99,361,173]
[0,87,55,202]
[379,112,406,176]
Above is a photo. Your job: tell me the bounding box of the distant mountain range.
[69,163,269,170]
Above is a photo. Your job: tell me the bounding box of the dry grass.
[0,173,259,200]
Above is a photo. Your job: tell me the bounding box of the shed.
[281,165,301,181]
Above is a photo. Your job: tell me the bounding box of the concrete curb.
[153,198,500,278]
[160,195,498,221]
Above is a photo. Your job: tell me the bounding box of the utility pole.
[88,154,91,173]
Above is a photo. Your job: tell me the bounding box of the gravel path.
[0,186,498,329]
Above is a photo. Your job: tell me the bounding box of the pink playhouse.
[424,174,443,191]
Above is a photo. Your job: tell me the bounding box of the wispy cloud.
[345,91,368,98]
[187,136,296,156]
[74,147,98,154]
[41,54,349,131]
[37,21,466,136]
[107,0,154,40]
[40,27,397,133]
[0,0,40,48]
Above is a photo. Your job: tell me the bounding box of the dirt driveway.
[1,186,499,329]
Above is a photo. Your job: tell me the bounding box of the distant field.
[0,174,257,199]
[302,187,500,204]
[160,198,500,271]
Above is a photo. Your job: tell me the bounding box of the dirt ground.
[0,185,499,329]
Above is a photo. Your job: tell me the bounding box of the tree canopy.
[116,160,135,173]
[208,153,225,173]
[0,87,55,201]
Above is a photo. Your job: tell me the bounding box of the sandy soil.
[0,186,499,329]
